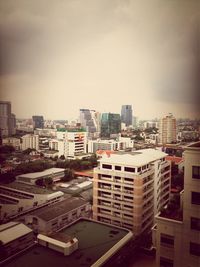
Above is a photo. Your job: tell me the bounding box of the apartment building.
[20,134,39,151]
[159,114,177,145]
[93,149,171,235]
[153,142,200,267]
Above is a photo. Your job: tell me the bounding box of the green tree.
[0,145,15,154]
[62,168,75,182]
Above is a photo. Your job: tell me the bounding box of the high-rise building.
[0,101,16,137]
[121,105,133,127]
[79,109,100,135]
[153,142,200,267]
[32,115,44,129]
[159,114,177,144]
[100,113,121,138]
[93,149,171,235]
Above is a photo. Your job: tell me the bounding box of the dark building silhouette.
[32,115,44,129]
[121,105,133,127]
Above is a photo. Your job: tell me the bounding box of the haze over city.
[0,0,200,120]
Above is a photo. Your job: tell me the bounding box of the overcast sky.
[0,0,199,120]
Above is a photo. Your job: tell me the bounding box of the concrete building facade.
[0,101,16,137]
[153,142,200,267]
[93,149,171,235]
[159,114,177,145]
[20,134,39,151]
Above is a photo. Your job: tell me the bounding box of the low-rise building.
[25,197,91,234]
[0,222,34,262]
[0,182,65,222]
[16,168,65,185]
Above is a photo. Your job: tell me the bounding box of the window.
[102,164,112,169]
[138,167,141,172]
[191,217,200,231]
[160,257,173,267]
[191,192,200,205]
[190,242,200,256]
[115,165,121,171]
[101,174,112,179]
[192,166,200,179]
[160,234,174,248]
[124,167,135,173]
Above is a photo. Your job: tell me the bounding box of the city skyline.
[0,0,200,120]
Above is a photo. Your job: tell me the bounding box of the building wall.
[20,134,39,151]
[159,114,177,145]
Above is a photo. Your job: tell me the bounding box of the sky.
[0,0,200,120]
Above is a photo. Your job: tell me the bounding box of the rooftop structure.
[4,218,133,267]
[16,168,65,184]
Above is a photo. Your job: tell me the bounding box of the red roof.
[96,150,116,157]
[166,156,183,164]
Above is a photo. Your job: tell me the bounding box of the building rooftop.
[1,181,62,195]
[0,222,32,245]
[166,156,183,164]
[98,149,167,167]
[3,218,133,267]
[16,168,65,180]
[28,197,87,222]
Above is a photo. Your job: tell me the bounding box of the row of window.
[102,164,149,173]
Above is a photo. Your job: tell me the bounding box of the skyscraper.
[100,113,121,138]
[79,109,100,134]
[0,101,16,137]
[121,105,133,127]
[32,115,44,129]
[159,113,177,144]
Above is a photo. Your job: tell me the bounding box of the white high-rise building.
[20,134,39,151]
[93,149,171,235]
[153,142,200,267]
[50,129,87,159]
[159,114,177,145]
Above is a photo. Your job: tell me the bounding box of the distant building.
[0,222,34,261]
[2,137,21,150]
[0,101,16,137]
[153,142,200,267]
[50,128,87,159]
[121,105,133,127]
[93,149,171,235]
[159,114,177,145]
[20,134,39,151]
[101,113,121,138]
[32,115,44,129]
[25,197,91,234]
[79,109,100,136]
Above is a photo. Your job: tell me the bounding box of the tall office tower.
[93,149,171,235]
[100,113,121,138]
[121,105,133,127]
[153,142,200,267]
[159,113,177,145]
[32,115,44,129]
[0,101,16,137]
[79,109,100,134]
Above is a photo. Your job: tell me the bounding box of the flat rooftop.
[3,219,133,267]
[98,149,167,167]
[1,181,60,195]
[16,168,65,179]
[28,197,88,221]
